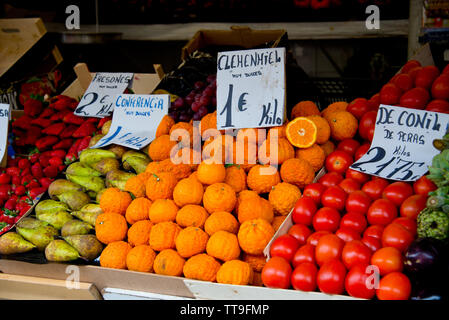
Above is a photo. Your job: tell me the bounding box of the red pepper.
[294,0,310,7]
[52,139,73,150]
[49,110,71,121]
[65,139,82,164]
[31,118,53,128]
[50,99,71,111]
[23,99,43,117]
[85,118,99,125]
[63,113,85,125]
[77,135,92,154]
[42,122,66,136]
[98,116,112,129]
[310,0,330,9]
[51,149,67,159]
[24,126,42,145]
[35,136,59,151]
[39,108,55,118]
[72,122,96,138]
[60,124,78,139]
[12,115,33,131]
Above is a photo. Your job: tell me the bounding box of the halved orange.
[285,117,317,148]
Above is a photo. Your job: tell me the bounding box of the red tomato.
[392,217,417,237]
[362,178,390,200]
[321,186,347,212]
[376,272,411,300]
[371,247,403,276]
[317,259,347,295]
[443,64,449,74]
[292,197,318,226]
[315,234,344,266]
[270,234,301,262]
[292,244,316,268]
[425,99,449,114]
[368,93,380,110]
[313,206,341,232]
[288,224,313,245]
[394,73,413,92]
[413,175,437,196]
[347,98,370,120]
[325,151,353,174]
[362,236,382,252]
[380,83,402,105]
[399,87,430,109]
[302,183,327,205]
[408,66,422,81]
[358,111,377,142]
[431,74,449,100]
[354,143,371,161]
[341,240,372,269]
[399,194,427,220]
[335,227,361,242]
[363,225,385,240]
[345,190,372,215]
[318,172,344,188]
[337,139,360,156]
[291,262,318,292]
[415,65,440,89]
[307,230,331,246]
[381,223,414,253]
[338,178,361,194]
[345,263,376,299]
[345,168,370,184]
[367,198,398,225]
[261,256,292,289]
[382,182,414,207]
[340,212,368,234]
[401,60,421,73]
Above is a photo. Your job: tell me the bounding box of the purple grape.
[199,95,211,107]
[192,112,202,121]
[211,97,217,107]
[173,97,185,109]
[194,81,205,90]
[206,74,216,83]
[191,101,201,112]
[198,106,208,118]
[203,86,214,97]
[179,113,191,122]
[194,93,202,102]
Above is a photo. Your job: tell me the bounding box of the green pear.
[61,220,93,237]
[87,190,98,199]
[96,189,107,204]
[45,240,80,262]
[92,157,120,175]
[66,174,105,194]
[57,190,91,211]
[101,120,112,135]
[122,150,150,169]
[0,232,36,254]
[35,200,69,219]
[64,235,103,260]
[79,149,116,167]
[89,134,105,147]
[107,144,128,159]
[66,162,102,177]
[38,210,74,230]
[71,211,101,227]
[16,217,49,229]
[124,156,150,174]
[105,169,136,190]
[80,203,103,215]
[16,225,58,251]
[48,179,84,200]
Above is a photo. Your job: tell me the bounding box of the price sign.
[91,94,169,150]
[0,104,10,165]
[216,47,286,129]
[75,72,133,118]
[351,105,449,182]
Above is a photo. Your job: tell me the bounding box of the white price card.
[216,47,286,129]
[351,105,449,182]
[74,72,134,118]
[91,94,169,150]
[0,104,10,164]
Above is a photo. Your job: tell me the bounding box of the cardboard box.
[181,26,288,61]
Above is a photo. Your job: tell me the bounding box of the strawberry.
[29,187,46,199]
[49,156,63,167]
[39,177,53,189]
[11,176,21,187]
[39,155,51,167]
[29,153,40,164]
[4,198,17,211]
[18,158,30,170]
[43,165,59,178]
[14,185,26,196]
[20,167,31,177]
[31,162,43,179]
[0,185,11,200]
[21,175,34,187]
[0,173,11,184]
[18,205,31,217]
[58,165,66,172]
[6,167,21,177]
[26,180,40,190]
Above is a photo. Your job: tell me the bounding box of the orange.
[285,117,317,148]
[291,101,320,119]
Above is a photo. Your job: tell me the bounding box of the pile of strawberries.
[0,95,108,234]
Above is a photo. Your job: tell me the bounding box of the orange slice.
[285,117,317,148]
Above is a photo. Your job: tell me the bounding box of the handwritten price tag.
[216,47,286,130]
[91,94,169,150]
[351,105,449,182]
[0,104,10,164]
[75,72,133,118]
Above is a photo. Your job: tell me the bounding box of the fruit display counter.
[0,27,448,301]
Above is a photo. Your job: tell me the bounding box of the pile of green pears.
[0,146,150,262]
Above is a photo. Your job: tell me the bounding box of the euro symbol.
[238,93,248,112]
